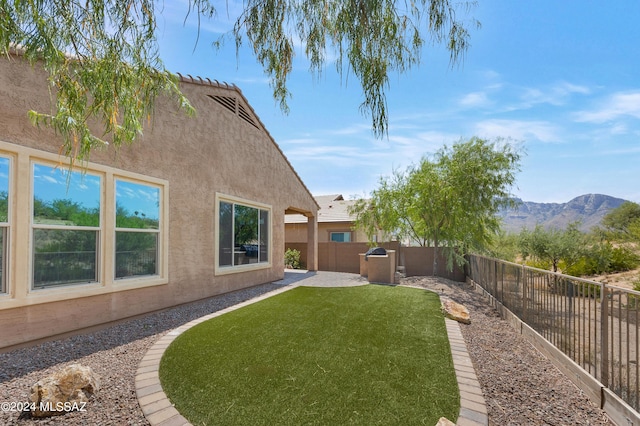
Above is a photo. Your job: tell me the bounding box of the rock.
[436,417,456,426]
[29,364,100,417]
[441,299,471,324]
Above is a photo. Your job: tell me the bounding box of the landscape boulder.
[441,299,471,324]
[436,417,456,426]
[29,363,100,417]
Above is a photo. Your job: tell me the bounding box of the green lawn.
[159,285,459,425]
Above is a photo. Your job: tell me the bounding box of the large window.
[0,157,9,293]
[115,179,160,279]
[32,164,101,289]
[0,142,168,306]
[218,198,270,269]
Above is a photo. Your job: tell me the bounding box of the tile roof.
[286,194,357,223]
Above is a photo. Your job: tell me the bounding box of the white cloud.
[503,81,591,111]
[474,119,561,143]
[558,82,591,95]
[39,175,60,185]
[329,124,371,136]
[234,76,270,85]
[281,137,316,145]
[610,123,628,135]
[459,91,491,108]
[575,91,640,123]
[284,143,368,166]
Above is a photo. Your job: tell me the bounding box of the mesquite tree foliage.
[1,0,477,164]
[350,137,521,275]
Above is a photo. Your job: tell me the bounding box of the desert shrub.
[609,246,640,272]
[627,277,640,308]
[484,231,519,262]
[284,248,302,269]
[563,245,639,277]
[524,259,552,271]
[563,257,599,277]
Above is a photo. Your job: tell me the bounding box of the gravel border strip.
[403,276,614,425]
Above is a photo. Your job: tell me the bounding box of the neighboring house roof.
[286,194,357,223]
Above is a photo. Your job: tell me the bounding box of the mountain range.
[498,194,628,233]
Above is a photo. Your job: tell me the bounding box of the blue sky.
[31,165,159,221]
[156,0,640,203]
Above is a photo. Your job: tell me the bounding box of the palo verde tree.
[601,201,640,243]
[350,137,521,275]
[1,0,479,165]
[517,222,585,273]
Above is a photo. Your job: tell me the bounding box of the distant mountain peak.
[499,194,627,232]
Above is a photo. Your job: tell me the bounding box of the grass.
[159,285,459,425]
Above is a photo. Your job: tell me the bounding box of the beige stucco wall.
[0,53,318,349]
[285,221,369,243]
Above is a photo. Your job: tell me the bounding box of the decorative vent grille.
[207,95,259,129]
[209,95,235,113]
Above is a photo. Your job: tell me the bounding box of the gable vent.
[207,94,259,129]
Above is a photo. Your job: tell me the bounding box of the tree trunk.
[433,238,439,277]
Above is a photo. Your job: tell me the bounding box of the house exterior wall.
[0,53,317,350]
[284,222,308,243]
[285,221,369,243]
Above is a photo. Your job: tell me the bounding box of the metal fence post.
[601,286,609,388]
[522,264,527,323]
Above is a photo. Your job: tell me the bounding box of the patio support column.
[306,214,318,271]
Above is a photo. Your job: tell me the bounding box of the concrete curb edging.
[445,318,489,426]
[135,281,488,425]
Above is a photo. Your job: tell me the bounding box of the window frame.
[0,154,11,295]
[0,141,169,309]
[114,177,162,281]
[30,161,103,290]
[215,193,271,275]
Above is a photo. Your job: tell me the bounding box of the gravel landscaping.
[0,275,615,425]
[403,276,614,426]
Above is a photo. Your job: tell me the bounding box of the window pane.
[219,202,233,266]
[259,209,269,263]
[115,232,158,278]
[0,157,9,223]
[331,232,350,242]
[234,205,258,265]
[116,180,159,229]
[33,164,100,227]
[33,229,97,289]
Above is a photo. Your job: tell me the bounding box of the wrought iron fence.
[115,249,157,278]
[33,248,157,288]
[466,254,640,412]
[33,250,97,288]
